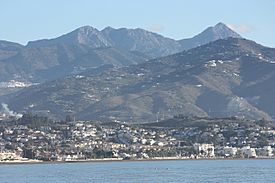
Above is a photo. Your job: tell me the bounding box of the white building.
[194,143,215,157]
[222,146,238,157]
[257,146,273,157]
[241,146,257,158]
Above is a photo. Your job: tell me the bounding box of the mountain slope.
[0,43,148,83]
[0,40,23,51]
[0,40,23,61]
[7,38,275,122]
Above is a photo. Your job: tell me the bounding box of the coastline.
[1,156,274,165]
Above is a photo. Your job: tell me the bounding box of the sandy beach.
[1,156,274,166]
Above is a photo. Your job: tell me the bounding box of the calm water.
[1,159,275,183]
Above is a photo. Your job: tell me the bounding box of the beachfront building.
[221,146,238,157]
[194,143,215,157]
[241,146,257,158]
[257,146,274,157]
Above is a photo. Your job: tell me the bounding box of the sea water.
[1,159,275,183]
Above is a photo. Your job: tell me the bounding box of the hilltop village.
[0,114,275,162]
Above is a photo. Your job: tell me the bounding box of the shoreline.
[1,157,275,165]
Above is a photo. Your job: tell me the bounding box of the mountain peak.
[179,22,242,50]
[27,25,110,48]
[214,22,228,28]
[75,25,99,33]
[102,26,116,32]
[213,22,235,32]
[211,22,241,38]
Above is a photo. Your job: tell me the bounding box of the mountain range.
[5,36,275,122]
[2,22,274,123]
[0,22,240,84]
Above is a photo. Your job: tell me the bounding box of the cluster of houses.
[1,118,275,162]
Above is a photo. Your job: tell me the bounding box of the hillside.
[6,38,275,122]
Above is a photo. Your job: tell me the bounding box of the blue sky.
[1,0,275,47]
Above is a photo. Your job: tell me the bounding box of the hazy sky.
[1,0,274,47]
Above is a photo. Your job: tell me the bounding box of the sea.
[1,159,275,183]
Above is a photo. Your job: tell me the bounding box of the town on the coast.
[1,113,275,163]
